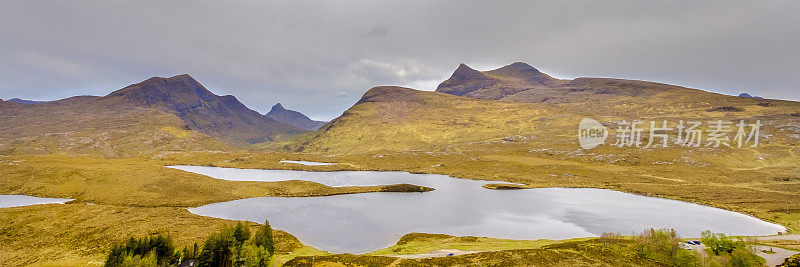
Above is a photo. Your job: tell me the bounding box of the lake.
[170,165,786,254]
[0,195,72,208]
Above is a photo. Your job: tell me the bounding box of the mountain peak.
[107,73,214,103]
[495,62,540,73]
[435,63,499,96]
[270,103,286,113]
[266,102,326,130]
[450,63,486,80]
[486,61,556,86]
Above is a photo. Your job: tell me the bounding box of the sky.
[1,0,798,120]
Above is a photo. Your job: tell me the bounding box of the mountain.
[7,98,45,104]
[436,62,562,100]
[0,74,306,156]
[435,63,499,96]
[105,74,305,144]
[287,86,561,154]
[739,92,763,99]
[435,62,733,105]
[266,103,327,130]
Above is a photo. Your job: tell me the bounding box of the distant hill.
[738,92,763,99]
[266,103,327,131]
[7,98,45,104]
[0,74,306,157]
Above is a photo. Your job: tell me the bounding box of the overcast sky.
[1,0,798,120]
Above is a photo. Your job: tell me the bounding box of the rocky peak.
[450,63,487,80]
[487,62,556,86]
[265,102,327,131]
[268,103,287,114]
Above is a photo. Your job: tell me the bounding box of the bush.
[778,253,800,267]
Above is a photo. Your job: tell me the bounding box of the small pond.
[0,195,72,208]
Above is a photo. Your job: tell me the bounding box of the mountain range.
[3,63,799,158]
[0,74,316,156]
[288,62,800,155]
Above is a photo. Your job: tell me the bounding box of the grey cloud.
[365,26,390,38]
[1,0,798,120]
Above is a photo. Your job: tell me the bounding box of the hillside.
[287,86,560,154]
[266,103,327,130]
[0,74,306,157]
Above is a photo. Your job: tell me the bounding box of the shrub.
[778,253,800,267]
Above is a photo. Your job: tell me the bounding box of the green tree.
[634,228,700,267]
[253,219,275,256]
[701,231,743,255]
[198,228,236,267]
[104,234,176,267]
[233,222,251,245]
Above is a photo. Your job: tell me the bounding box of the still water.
[170,165,785,254]
[0,195,72,208]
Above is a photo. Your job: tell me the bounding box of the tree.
[233,222,251,246]
[701,230,743,255]
[253,219,275,256]
[198,229,236,267]
[104,234,177,267]
[634,228,700,267]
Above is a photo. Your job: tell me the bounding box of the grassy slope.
[0,98,231,157]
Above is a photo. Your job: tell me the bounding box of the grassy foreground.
[0,203,326,266]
